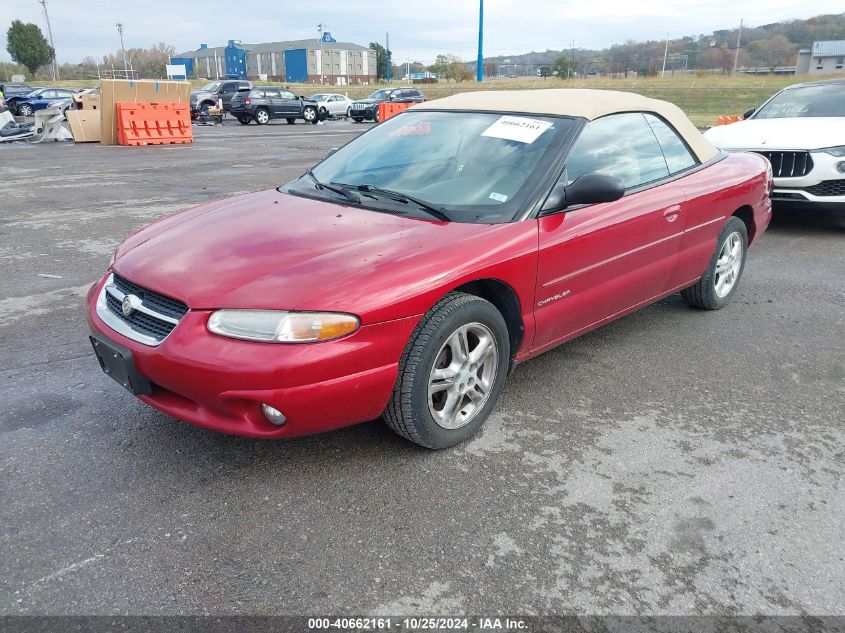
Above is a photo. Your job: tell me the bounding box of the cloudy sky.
[1,0,843,66]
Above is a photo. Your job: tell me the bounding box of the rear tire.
[238,116,251,124]
[352,117,363,123]
[384,292,510,449]
[681,216,748,310]
[18,103,33,117]
[254,108,270,125]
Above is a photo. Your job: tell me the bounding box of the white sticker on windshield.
[489,192,509,202]
[482,115,553,144]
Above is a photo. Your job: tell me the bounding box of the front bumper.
[350,105,376,119]
[86,275,420,438]
[769,151,845,209]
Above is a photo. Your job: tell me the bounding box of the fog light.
[837,161,845,174]
[261,404,286,426]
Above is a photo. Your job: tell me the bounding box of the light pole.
[732,18,744,76]
[317,23,326,84]
[661,33,669,78]
[39,0,59,80]
[476,0,484,82]
[116,23,127,75]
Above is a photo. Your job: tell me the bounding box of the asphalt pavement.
[1,118,843,617]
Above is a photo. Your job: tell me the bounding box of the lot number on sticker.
[482,115,553,144]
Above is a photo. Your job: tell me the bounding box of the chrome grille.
[804,180,845,197]
[752,151,814,178]
[95,273,188,346]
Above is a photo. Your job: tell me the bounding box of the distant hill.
[477,12,845,76]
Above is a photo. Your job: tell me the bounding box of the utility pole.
[386,32,391,84]
[116,23,127,76]
[39,0,59,80]
[476,0,484,82]
[732,18,744,76]
[317,23,325,84]
[570,40,575,80]
[661,33,669,78]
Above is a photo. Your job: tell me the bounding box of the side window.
[280,90,295,100]
[42,90,57,98]
[221,83,236,93]
[240,82,251,90]
[264,89,280,98]
[565,112,670,190]
[644,114,697,174]
[252,90,265,98]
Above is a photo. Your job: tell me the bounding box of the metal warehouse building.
[171,39,378,85]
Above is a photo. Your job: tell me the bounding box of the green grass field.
[35,73,839,126]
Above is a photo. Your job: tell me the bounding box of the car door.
[641,113,707,287]
[278,89,300,116]
[218,82,237,108]
[533,112,686,350]
[35,89,57,108]
[329,95,344,115]
[263,89,283,116]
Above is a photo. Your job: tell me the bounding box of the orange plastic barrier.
[714,114,744,126]
[116,102,192,146]
[377,101,414,123]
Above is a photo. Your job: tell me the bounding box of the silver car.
[309,93,354,119]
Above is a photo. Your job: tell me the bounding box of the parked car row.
[1,85,82,116]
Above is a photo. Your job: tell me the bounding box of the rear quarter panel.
[674,152,770,286]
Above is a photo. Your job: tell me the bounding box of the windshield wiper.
[345,184,451,222]
[306,170,361,204]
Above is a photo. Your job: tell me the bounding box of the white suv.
[704,79,845,212]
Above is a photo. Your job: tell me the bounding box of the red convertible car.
[87,89,772,448]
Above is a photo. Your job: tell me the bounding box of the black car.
[349,87,425,123]
[0,83,35,99]
[229,87,320,125]
[190,80,253,113]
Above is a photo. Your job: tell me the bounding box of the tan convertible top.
[413,89,719,163]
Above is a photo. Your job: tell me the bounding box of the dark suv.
[190,80,253,114]
[349,88,425,123]
[229,87,320,125]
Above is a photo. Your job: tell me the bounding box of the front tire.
[18,103,33,117]
[384,292,510,449]
[303,105,318,124]
[254,108,271,125]
[681,216,748,310]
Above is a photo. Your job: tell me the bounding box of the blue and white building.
[172,38,378,85]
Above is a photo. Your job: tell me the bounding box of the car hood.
[704,117,845,151]
[111,189,522,322]
[190,90,214,100]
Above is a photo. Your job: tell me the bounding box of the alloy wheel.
[714,231,743,297]
[427,322,499,430]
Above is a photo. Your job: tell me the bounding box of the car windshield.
[754,83,845,119]
[310,94,329,101]
[297,110,573,223]
[200,82,223,92]
[26,89,46,97]
[367,89,393,100]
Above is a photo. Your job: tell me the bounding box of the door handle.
[663,205,681,222]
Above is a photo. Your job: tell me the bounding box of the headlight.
[818,146,845,157]
[207,310,359,343]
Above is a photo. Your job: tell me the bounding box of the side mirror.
[542,172,625,212]
[742,107,755,119]
[326,147,339,158]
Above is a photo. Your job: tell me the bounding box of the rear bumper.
[86,275,420,438]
